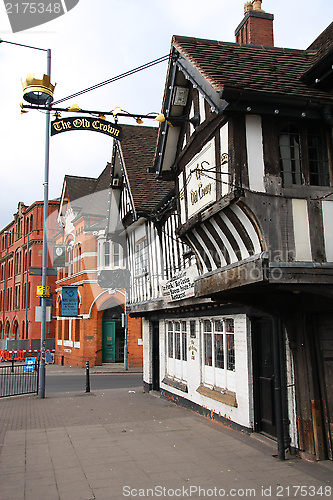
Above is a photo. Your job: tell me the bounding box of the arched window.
[15,250,21,275]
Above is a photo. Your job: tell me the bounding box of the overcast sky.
[0,0,332,229]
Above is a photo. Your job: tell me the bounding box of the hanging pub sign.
[62,286,78,317]
[51,116,122,141]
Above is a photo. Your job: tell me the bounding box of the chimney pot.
[244,2,253,15]
[252,0,264,11]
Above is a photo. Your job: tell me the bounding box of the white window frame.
[201,317,236,392]
[166,320,188,382]
[135,239,148,276]
[100,240,124,270]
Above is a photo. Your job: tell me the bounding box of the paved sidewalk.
[45,362,143,376]
[0,380,332,500]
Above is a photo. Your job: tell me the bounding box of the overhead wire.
[52,54,170,106]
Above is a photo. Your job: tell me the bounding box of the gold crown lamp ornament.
[21,73,56,106]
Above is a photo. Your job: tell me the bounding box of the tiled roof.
[64,165,112,218]
[64,175,97,205]
[307,22,333,64]
[172,35,333,103]
[81,164,112,216]
[120,125,173,212]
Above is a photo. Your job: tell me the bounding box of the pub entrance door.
[252,317,277,437]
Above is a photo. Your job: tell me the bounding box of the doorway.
[252,317,276,437]
[102,305,124,363]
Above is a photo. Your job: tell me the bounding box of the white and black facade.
[124,3,333,461]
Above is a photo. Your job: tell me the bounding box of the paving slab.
[0,378,332,500]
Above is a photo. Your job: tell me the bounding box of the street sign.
[35,306,52,322]
[29,266,57,276]
[36,286,50,297]
[62,286,78,317]
[24,357,37,372]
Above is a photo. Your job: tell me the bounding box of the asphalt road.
[44,373,143,393]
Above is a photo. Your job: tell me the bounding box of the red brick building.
[0,200,60,341]
[54,164,143,367]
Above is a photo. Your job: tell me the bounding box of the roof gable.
[119,124,173,213]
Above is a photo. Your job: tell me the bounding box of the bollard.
[11,356,14,373]
[85,360,90,393]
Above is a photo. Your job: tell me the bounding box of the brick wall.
[235,12,274,46]
[127,316,143,368]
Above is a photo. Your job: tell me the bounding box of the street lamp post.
[0,39,53,398]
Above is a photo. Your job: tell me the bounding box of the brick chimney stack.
[235,0,274,46]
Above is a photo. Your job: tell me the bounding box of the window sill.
[196,385,237,407]
[162,376,188,393]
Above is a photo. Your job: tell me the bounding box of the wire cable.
[52,54,170,106]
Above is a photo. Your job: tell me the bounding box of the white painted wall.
[142,318,152,386]
[292,199,312,261]
[246,115,265,193]
[322,200,333,262]
[220,122,229,197]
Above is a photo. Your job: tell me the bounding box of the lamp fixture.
[112,106,122,116]
[21,73,55,106]
[67,103,80,112]
[154,111,200,128]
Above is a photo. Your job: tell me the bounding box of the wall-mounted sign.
[183,139,216,219]
[51,117,122,141]
[53,246,65,268]
[62,286,78,317]
[160,265,197,302]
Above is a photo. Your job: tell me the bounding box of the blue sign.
[45,350,54,364]
[62,286,78,317]
[24,357,37,372]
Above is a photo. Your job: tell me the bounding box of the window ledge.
[162,376,188,393]
[196,385,237,407]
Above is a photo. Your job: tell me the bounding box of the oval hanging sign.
[51,116,122,140]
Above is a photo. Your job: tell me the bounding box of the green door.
[102,321,116,362]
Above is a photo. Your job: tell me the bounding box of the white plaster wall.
[292,199,312,261]
[135,224,146,243]
[220,122,229,197]
[142,318,152,386]
[245,115,265,193]
[322,200,333,262]
[199,93,206,124]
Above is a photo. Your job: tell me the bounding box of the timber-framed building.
[123,1,333,461]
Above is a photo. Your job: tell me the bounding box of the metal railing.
[0,359,40,397]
